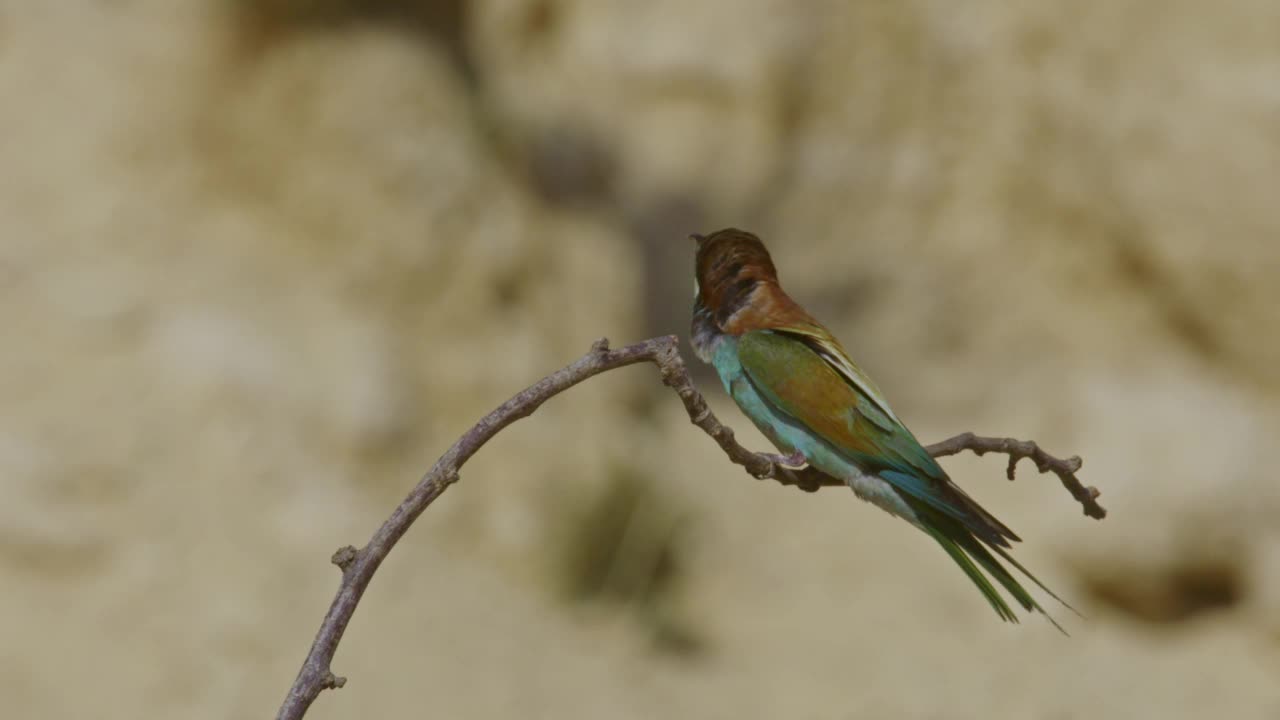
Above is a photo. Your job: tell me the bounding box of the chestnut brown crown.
[691,228,812,333]
[693,229,777,306]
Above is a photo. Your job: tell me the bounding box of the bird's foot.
[762,450,809,471]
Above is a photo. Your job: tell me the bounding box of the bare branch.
[277,335,1103,719]
[925,432,1105,520]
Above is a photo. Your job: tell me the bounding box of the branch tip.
[924,433,1106,519]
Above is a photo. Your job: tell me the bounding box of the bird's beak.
[689,233,706,245]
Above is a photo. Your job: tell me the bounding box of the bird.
[690,228,1071,630]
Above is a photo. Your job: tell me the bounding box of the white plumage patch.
[844,466,923,528]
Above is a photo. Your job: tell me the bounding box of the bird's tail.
[915,504,1075,633]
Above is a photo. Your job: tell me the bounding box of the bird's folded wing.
[736,328,1019,545]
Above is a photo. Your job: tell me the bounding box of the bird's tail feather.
[954,531,1068,635]
[987,542,1081,618]
[921,524,1018,623]
[916,504,1069,633]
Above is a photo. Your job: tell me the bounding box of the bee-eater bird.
[690,228,1070,629]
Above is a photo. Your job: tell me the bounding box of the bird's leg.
[761,449,808,470]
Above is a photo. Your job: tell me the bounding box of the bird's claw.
[763,450,809,471]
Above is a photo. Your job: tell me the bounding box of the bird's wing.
[736,327,1019,546]
[773,323,905,432]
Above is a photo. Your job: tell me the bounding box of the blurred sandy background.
[3,1,1279,718]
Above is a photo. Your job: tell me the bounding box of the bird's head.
[690,228,780,316]
[689,228,813,339]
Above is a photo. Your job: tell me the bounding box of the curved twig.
[276,335,1103,719]
[926,432,1104,519]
